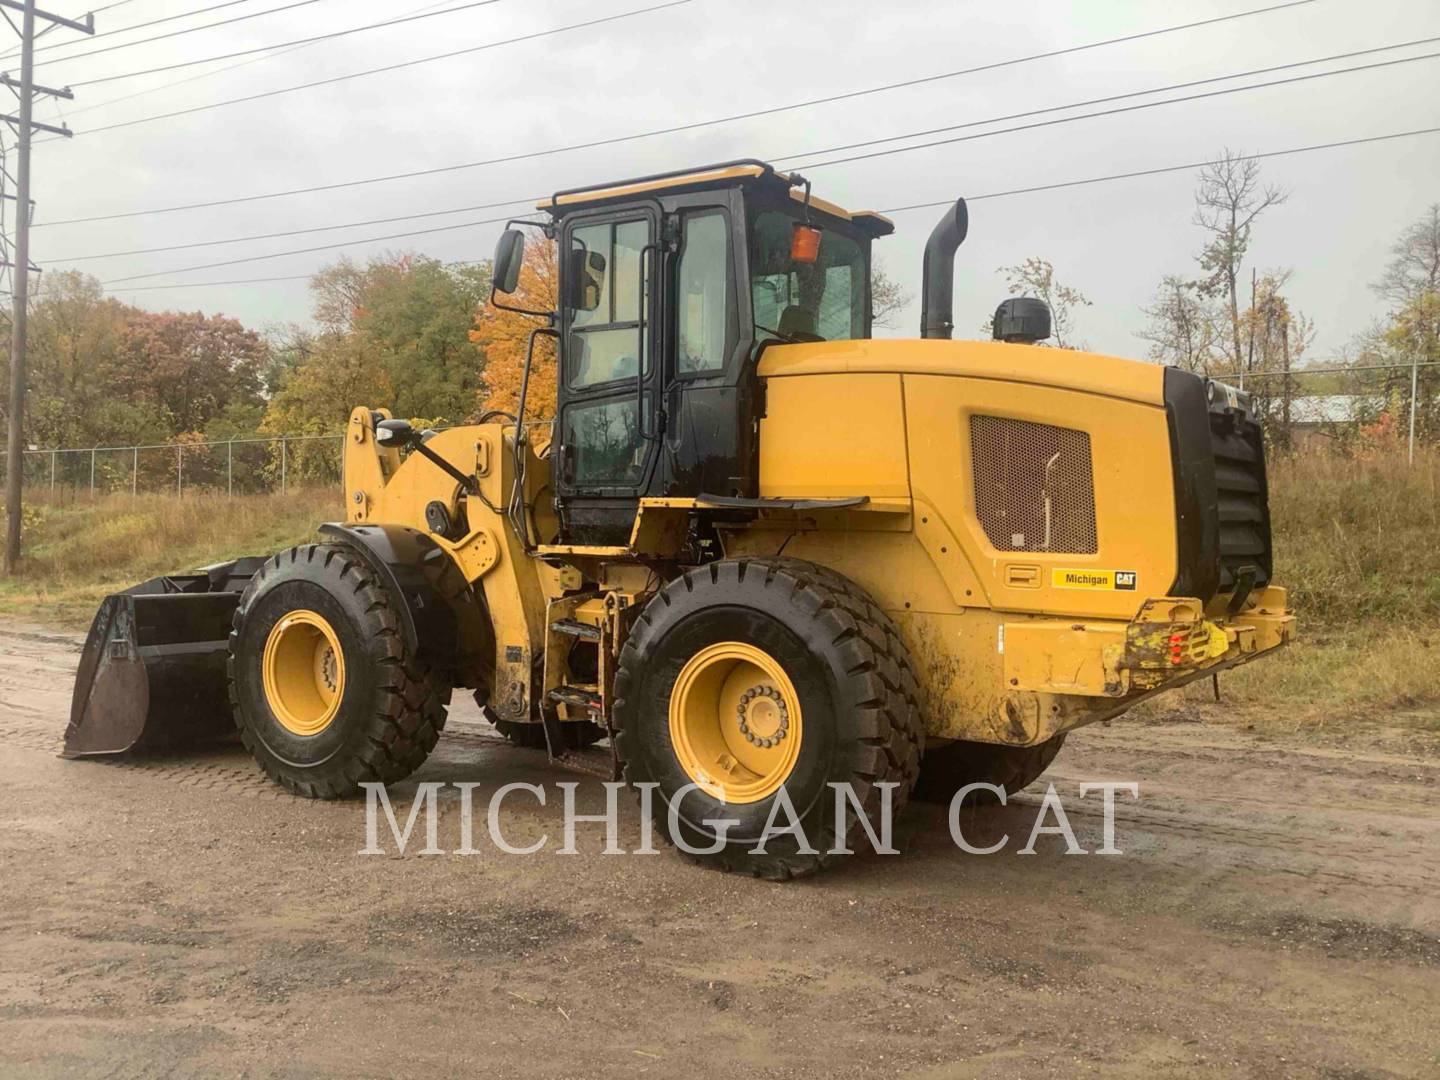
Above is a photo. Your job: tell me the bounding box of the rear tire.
[614,558,922,880]
[913,734,1067,805]
[492,716,605,751]
[228,544,450,798]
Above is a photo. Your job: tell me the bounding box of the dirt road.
[1,622,1437,1078]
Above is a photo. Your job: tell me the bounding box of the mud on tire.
[613,557,923,880]
[228,544,450,798]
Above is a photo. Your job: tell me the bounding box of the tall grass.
[1267,447,1440,626]
[1160,447,1440,727]
[0,488,335,627]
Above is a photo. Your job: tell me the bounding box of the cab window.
[676,211,731,376]
[568,218,649,388]
[748,209,866,343]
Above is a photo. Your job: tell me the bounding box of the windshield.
[748,208,866,343]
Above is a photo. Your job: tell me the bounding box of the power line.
[31,0,1322,225]
[56,195,539,260]
[34,0,325,67]
[42,0,695,139]
[52,0,461,121]
[783,48,1440,173]
[877,126,1440,213]
[96,126,1440,290]
[0,0,239,60]
[108,272,313,291]
[54,38,1440,262]
[72,0,503,86]
[102,210,535,283]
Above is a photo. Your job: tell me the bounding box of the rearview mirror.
[566,244,605,312]
[493,229,525,295]
[374,418,417,447]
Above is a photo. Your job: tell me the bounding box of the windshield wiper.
[754,322,800,344]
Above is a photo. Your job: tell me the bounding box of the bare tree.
[1191,150,1288,375]
[1373,203,1440,304]
[1139,275,1221,372]
[987,257,1092,349]
[870,260,911,330]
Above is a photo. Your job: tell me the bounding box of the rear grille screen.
[970,415,1098,553]
[1209,417,1272,591]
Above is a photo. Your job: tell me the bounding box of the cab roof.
[536,158,894,237]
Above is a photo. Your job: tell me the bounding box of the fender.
[317,523,457,666]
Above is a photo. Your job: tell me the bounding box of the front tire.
[228,544,450,798]
[614,558,922,880]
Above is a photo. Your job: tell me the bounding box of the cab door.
[658,193,754,499]
[554,204,661,543]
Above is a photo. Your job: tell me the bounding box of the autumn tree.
[119,309,267,436]
[1238,271,1314,447]
[1191,150,1288,374]
[0,271,269,452]
[984,257,1091,349]
[470,231,559,421]
[2,271,138,448]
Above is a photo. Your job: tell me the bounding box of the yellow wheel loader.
[65,160,1294,877]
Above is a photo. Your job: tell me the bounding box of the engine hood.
[756,338,1166,407]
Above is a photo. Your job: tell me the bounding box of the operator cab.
[490,159,893,546]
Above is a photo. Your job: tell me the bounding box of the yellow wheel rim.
[668,641,803,804]
[261,609,345,737]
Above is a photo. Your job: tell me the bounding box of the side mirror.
[374,418,417,447]
[493,229,525,295]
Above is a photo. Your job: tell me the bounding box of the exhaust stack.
[919,198,969,339]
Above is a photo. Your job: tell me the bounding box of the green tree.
[296,253,492,425]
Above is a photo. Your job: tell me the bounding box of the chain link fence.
[2,434,345,498]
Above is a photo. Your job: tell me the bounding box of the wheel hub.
[668,642,804,804]
[737,684,790,748]
[261,609,346,737]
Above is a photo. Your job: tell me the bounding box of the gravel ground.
[1,622,1437,1078]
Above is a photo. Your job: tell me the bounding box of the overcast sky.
[17,0,1440,361]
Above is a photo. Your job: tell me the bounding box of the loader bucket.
[63,558,266,758]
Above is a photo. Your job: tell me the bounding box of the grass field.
[2,450,1436,730]
[0,488,334,627]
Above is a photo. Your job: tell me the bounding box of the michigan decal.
[1052,569,1138,591]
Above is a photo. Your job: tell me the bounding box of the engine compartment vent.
[970,415,1098,554]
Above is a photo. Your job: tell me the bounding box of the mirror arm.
[507,325,560,554]
[488,284,555,322]
[412,442,479,496]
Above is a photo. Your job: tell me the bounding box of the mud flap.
[63,560,265,758]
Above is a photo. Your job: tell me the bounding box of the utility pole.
[1,0,91,574]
